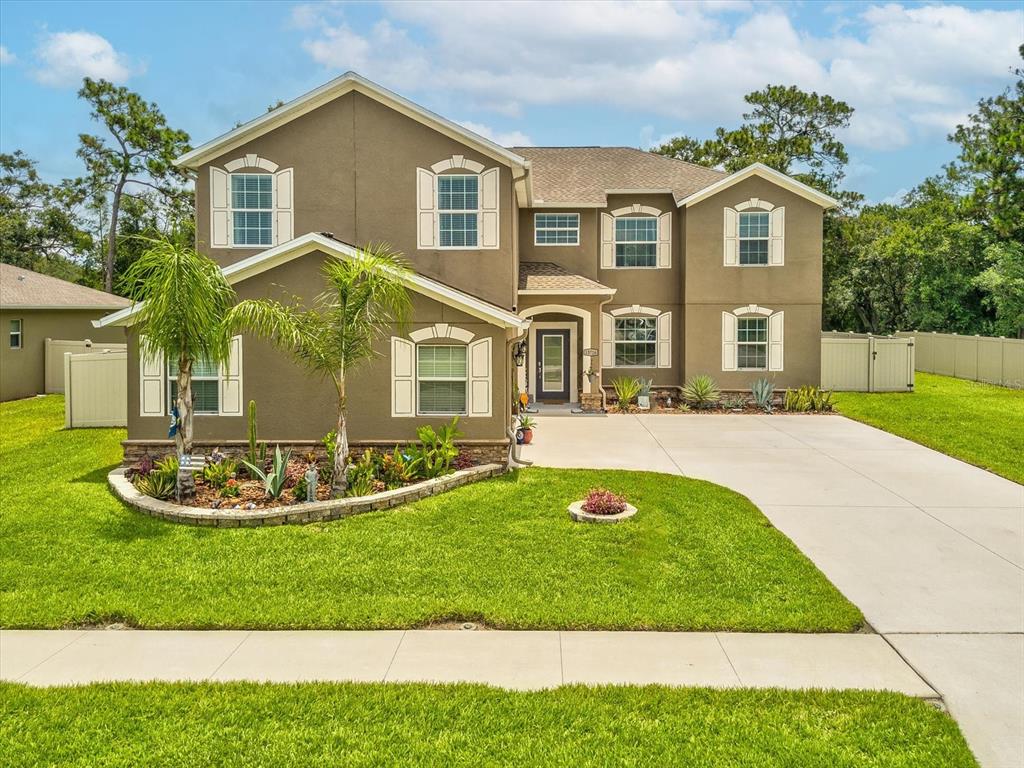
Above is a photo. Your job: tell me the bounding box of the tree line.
[2,52,1021,337]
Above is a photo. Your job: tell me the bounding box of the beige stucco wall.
[195,91,518,309]
[126,250,511,443]
[0,309,126,401]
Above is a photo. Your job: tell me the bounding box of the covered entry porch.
[516,262,615,409]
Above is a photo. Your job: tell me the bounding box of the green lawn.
[0,682,977,767]
[836,372,1024,485]
[0,395,861,631]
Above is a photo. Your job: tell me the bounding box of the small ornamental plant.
[581,488,628,516]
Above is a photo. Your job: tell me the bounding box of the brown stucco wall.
[196,91,518,309]
[126,250,512,444]
[685,303,822,390]
[683,176,823,388]
[0,309,126,401]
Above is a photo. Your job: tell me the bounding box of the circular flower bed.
[568,488,637,524]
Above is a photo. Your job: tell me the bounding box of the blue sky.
[1,0,1021,203]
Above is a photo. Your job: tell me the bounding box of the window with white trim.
[438,175,479,248]
[614,317,657,367]
[9,319,22,349]
[230,173,273,246]
[737,317,768,369]
[738,211,769,265]
[168,356,220,414]
[615,217,658,267]
[417,345,467,414]
[535,213,579,245]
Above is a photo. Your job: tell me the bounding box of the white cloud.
[879,188,909,206]
[0,46,15,65]
[33,31,138,87]
[456,120,532,147]
[299,2,1023,151]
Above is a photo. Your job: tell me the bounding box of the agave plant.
[751,378,775,412]
[241,444,291,499]
[611,377,641,412]
[682,374,721,409]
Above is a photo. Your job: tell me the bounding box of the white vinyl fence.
[894,331,1023,389]
[821,333,915,392]
[45,338,126,393]
[63,349,127,428]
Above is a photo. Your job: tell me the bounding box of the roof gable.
[676,163,839,209]
[176,72,529,173]
[95,233,529,331]
[0,264,131,310]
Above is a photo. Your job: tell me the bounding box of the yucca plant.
[751,378,775,412]
[611,376,641,412]
[682,374,721,409]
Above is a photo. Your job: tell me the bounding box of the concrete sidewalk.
[1,629,936,696]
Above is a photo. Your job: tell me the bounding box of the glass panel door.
[541,334,564,393]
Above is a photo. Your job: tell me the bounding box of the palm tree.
[226,244,411,496]
[120,238,236,500]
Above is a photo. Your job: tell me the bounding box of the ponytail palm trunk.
[120,239,236,500]
[226,244,411,497]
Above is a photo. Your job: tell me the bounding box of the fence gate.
[64,350,128,428]
[821,333,915,392]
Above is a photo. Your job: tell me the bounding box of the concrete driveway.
[522,413,1024,768]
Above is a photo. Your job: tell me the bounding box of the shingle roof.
[0,264,131,309]
[518,262,614,293]
[511,146,728,206]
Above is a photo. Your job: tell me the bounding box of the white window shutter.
[273,168,294,245]
[210,167,230,248]
[722,312,738,371]
[468,337,492,416]
[139,335,165,417]
[391,337,415,417]
[657,311,672,368]
[600,312,615,368]
[219,336,243,416]
[657,212,672,268]
[416,168,436,249]
[480,168,499,249]
[723,207,738,266]
[770,206,785,266]
[769,311,784,371]
[600,213,615,269]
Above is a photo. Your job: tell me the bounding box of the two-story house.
[98,72,837,463]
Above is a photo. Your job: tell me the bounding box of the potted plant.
[516,415,536,445]
[637,378,653,410]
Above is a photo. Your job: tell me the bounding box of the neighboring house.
[97,72,837,462]
[1,264,129,401]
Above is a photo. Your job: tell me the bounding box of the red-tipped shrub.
[581,487,627,516]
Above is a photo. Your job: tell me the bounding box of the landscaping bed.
[836,372,1024,485]
[0,396,862,631]
[0,682,978,767]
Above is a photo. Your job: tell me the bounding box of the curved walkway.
[523,413,1024,768]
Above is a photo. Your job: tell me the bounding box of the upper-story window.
[438,174,479,248]
[615,217,658,267]
[738,211,769,265]
[231,174,274,246]
[535,213,580,245]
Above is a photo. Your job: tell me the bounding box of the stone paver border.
[108,464,504,527]
[567,500,637,523]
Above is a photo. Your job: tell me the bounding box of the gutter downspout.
[506,325,533,468]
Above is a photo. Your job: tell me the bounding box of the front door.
[536,330,570,402]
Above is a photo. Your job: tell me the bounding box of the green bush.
[682,375,721,409]
[783,385,835,413]
[408,417,461,479]
[611,377,641,412]
[134,472,176,500]
[202,457,237,490]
